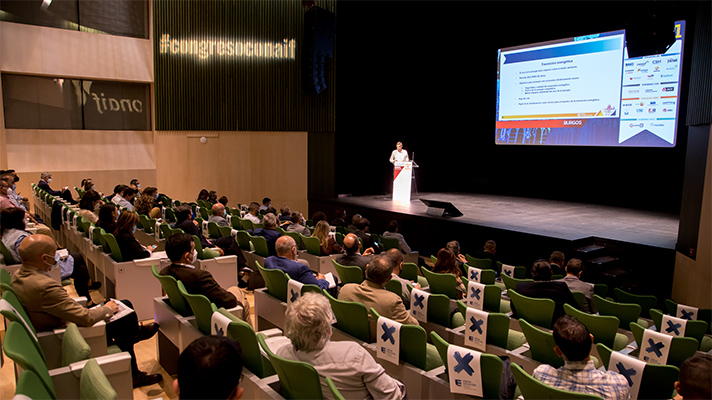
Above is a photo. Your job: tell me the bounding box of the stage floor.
[334,192,679,249]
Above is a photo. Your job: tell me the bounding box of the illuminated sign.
[159,34,296,61]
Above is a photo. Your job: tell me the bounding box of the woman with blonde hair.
[134,187,161,219]
[311,220,343,256]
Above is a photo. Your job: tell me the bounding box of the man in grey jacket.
[556,258,597,313]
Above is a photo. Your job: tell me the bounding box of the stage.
[309,192,680,297]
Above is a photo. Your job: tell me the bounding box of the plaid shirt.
[532,360,630,400]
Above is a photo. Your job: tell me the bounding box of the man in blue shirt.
[264,235,330,290]
[252,213,282,256]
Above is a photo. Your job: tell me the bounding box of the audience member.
[96,203,118,235]
[382,220,411,254]
[339,254,419,326]
[209,203,229,227]
[532,315,629,399]
[1,208,99,303]
[674,354,712,400]
[557,258,596,313]
[446,240,468,267]
[346,213,361,232]
[311,220,343,255]
[385,248,421,309]
[11,235,161,387]
[114,210,156,262]
[277,293,406,399]
[175,335,244,400]
[106,184,127,202]
[264,236,331,291]
[335,233,374,271]
[286,211,311,236]
[259,197,271,211]
[354,217,381,254]
[251,213,282,256]
[197,189,209,202]
[278,205,291,223]
[207,190,218,205]
[432,248,466,299]
[549,250,566,276]
[472,239,501,270]
[37,171,75,203]
[77,189,102,225]
[244,202,261,224]
[5,170,30,210]
[175,205,246,263]
[134,187,161,219]
[129,178,141,193]
[0,172,54,239]
[330,208,348,227]
[513,260,577,324]
[311,211,327,226]
[218,196,229,207]
[81,178,95,193]
[161,233,251,322]
[112,187,137,211]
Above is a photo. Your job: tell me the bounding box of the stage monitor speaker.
[420,199,463,217]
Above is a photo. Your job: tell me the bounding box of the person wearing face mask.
[208,203,229,227]
[113,210,156,262]
[0,172,56,241]
[10,234,162,387]
[96,203,118,235]
[77,189,103,225]
[37,171,76,204]
[160,233,251,323]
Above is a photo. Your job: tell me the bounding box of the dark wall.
[334,1,701,213]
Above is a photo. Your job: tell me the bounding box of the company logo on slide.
[636,109,644,113]
[625,62,635,67]
[662,87,675,92]
[622,103,632,107]
[645,89,657,93]
[663,101,675,105]
[663,108,674,112]
[638,68,648,72]
[648,108,656,113]
[667,58,678,63]
[652,60,661,64]
[630,123,644,128]
[661,74,674,78]
[627,89,639,94]
[651,123,664,127]
[637,61,649,66]
[649,101,657,105]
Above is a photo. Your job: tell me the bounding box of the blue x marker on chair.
[413,293,425,309]
[290,288,299,303]
[615,362,636,386]
[470,287,481,300]
[680,309,694,320]
[665,320,682,335]
[646,338,665,357]
[381,322,396,345]
[470,270,479,280]
[214,324,224,336]
[469,317,484,334]
[453,351,475,376]
[504,269,512,277]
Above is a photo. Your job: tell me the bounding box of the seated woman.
[134,187,161,219]
[311,220,343,255]
[96,203,118,235]
[277,293,406,399]
[77,189,103,225]
[1,207,100,303]
[432,248,466,299]
[113,210,156,262]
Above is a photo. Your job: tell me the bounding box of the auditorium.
[1,0,710,398]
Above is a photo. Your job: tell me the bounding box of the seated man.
[174,205,248,269]
[243,202,261,224]
[335,233,374,272]
[471,239,501,270]
[353,218,381,254]
[384,249,421,309]
[277,293,406,399]
[549,250,566,277]
[175,335,244,400]
[339,254,419,326]
[532,315,629,399]
[675,354,712,400]
[278,205,291,223]
[330,208,348,228]
[208,203,229,227]
[264,236,330,291]
[285,211,311,236]
[259,197,271,212]
[37,171,75,203]
[112,187,137,211]
[106,184,126,202]
[0,172,55,240]
[513,260,578,325]
[11,235,161,387]
[382,220,412,254]
[160,233,251,323]
[556,258,596,313]
[252,213,282,256]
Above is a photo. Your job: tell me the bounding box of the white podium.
[393,161,413,203]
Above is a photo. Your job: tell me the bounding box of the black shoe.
[135,322,159,342]
[133,372,163,388]
[88,281,102,291]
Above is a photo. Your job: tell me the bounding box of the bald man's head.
[343,233,360,255]
[211,203,225,217]
[275,235,298,259]
[18,234,57,271]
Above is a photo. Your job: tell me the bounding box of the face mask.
[190,249,198,263]
[12,184,16,191]
[223,210,227,217]
[137,184,141,189]
[132,226,137,234]
[43,252,61,273]
[47,178,52,183]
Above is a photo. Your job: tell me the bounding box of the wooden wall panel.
[0,21,153,82]
[155,131,308,213]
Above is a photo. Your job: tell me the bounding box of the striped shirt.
[532,360,630,400]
